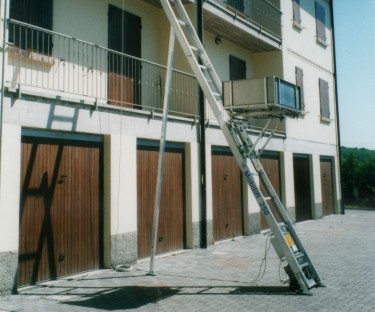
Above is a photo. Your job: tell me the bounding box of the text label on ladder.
[243,171,269,216]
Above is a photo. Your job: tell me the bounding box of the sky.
[333,0,375,150]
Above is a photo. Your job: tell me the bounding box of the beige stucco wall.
[53,0,163,64]
[279,0,340,216]
[281,0,337,146]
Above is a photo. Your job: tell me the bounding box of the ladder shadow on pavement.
[61,286,179,310]
[60,285,300,310]
[232,286,299,296]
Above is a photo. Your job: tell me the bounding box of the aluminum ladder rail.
[159,0,324,293]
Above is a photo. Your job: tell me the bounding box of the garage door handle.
[58,254,66,262]
[58,175,68,184]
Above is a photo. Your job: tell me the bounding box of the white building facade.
[0,0,341,294]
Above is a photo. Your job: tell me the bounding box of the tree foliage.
[341,147,375,207]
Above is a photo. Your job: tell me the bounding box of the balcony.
[204,0,282,52]
[223,77,301,119]
[5,19,199,119]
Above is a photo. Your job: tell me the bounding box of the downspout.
[196,0,207,248]
[0,0,9,182]
[330,0,344,215]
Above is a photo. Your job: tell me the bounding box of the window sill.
[292,20,304,31]
[316,37,329,48]
[320,116,332,123]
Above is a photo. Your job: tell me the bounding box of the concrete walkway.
[1,209,374,312]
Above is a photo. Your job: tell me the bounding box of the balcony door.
[227,0,244,13]
[108,5,141,108]
[9,0,53,56]
[229,55,246,80]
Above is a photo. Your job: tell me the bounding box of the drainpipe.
[0,0,9,184]
[330,0,344,215]
[196,0,207,248]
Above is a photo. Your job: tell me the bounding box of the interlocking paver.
[0,209,375,311]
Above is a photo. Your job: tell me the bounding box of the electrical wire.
[249,233,272,285]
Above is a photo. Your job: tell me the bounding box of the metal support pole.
[196,0,207,249]
[148,27,175,276]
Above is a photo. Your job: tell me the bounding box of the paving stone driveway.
[1,209,374,312]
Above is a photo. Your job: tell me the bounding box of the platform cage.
[223,77,302,119]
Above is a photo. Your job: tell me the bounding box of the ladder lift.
[159,0,324,294]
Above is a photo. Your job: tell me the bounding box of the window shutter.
[229,55,246,80]
[227,0,244,13]
[292,0,301,24]
[315,1,326,42]
[295,67,305,110]
[319,79,330,119]
[9,0,53,55]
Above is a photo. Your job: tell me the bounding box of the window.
[315,1,327,46]
[229,55,246,80]
[9,0,53,55]
[226,0,244,13]
[319,79,330,120]
[295,67,305,110]
[292,0,302,27]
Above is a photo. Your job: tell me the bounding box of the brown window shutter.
[229,55,246,80]
[315,1,326,42]
[319,79,330,118]
[292,0,301,24]
[9,0,53,55]
[295,67,305,110]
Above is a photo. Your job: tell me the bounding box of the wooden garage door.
[137,144,185,259]
[18,136,103,286]
[320,156,335,216]
[259,152,282,229]
[293,154,312,222]
[212,149,243,242]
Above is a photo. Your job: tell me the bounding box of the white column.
[110,134,137,235]
[184,141,200,248]
[281,151,296,222]
[310,154,323,219]
[0,124,21,252]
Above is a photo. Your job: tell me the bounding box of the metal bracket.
[258,118,282,157]
[17,84,22,99]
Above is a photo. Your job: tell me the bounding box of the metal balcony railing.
[216,0,282,38]
[6,19,199,118]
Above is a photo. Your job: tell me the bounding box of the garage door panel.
[19,137,103,286]
[293,155,312,222]
[320,157,334,216]
[137,146,184,259]
[212,151,243,242]
[259,154,282,229]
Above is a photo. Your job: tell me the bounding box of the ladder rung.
[294,252,305,259]
[300,262,309,269]
[189,45,198,52]
[198,64,207,71]
[178,19,187,27]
